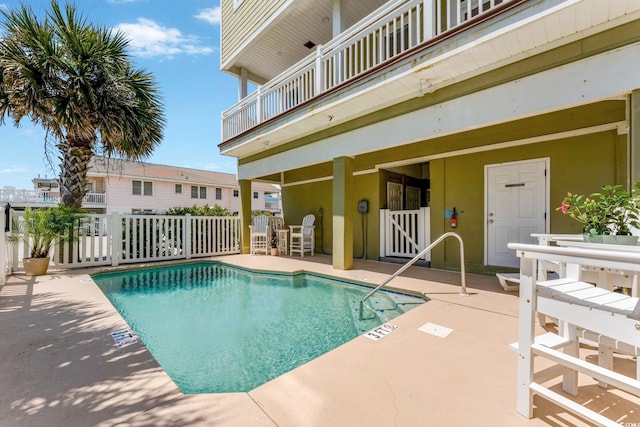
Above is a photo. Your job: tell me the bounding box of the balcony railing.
[0,189,107,206]
[222,0,509,141]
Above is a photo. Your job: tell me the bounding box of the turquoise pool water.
[93,262,424,393]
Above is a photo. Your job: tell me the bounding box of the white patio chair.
[249,215,270,255]
[289,214,315,257]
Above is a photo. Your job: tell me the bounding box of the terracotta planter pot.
[270,248,279,256]
[23,257,50,276]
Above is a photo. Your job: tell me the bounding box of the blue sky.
[0,0,239,189]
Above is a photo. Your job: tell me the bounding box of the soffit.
[225,0,388,82]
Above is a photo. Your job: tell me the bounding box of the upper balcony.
[0,189,107,208]
[220,0,513,146]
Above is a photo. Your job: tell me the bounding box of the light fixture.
[321,16,329,23]
[303,41,316,49]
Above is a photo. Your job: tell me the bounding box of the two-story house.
[218,0,640,273]
[88,157,280,215]
[1,157,281,215]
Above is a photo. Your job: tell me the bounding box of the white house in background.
[0,157,281,215]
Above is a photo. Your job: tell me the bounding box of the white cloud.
[114,18,214,58]
[0,166,28,174]
[195,7,221,25]
[0,4,8,10]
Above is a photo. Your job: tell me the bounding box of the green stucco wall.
[428,130,626,274]
[281,172,381,260]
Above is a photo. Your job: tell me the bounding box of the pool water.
[93,262,424,393]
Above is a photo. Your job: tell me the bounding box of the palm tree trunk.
[58,138,93,209]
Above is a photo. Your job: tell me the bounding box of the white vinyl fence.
[5,211,241,273]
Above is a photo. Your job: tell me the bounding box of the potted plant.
[270,231,279,256]
[558,182,640,244]
[9,206,79,275]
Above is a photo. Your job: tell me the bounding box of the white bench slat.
[536,279,639,319]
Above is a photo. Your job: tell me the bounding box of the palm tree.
[0,1,164,208]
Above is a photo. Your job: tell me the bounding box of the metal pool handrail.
[359,232,467,320]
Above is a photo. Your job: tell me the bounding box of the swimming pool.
[93,262,424,393]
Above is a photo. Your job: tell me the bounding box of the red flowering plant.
[558,183,640,236]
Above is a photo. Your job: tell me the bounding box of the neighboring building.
[1,157,281,215]
[218,0,640,273]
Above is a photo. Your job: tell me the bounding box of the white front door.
[486,159,548,268]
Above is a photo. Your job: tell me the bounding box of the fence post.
[379,209,387,258]
[0,210,6,285]
[256,88,263,125]
[111,213,121,266]
[185,214,192,260]
[423,0,435,39]
[11,209,20,271]
[315,45,324,96]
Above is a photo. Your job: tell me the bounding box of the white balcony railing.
[222,0,509,141]
[0,189,107,206]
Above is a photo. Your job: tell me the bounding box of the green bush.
[165,204,232,216]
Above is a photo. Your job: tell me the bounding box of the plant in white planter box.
[558,182,640,244]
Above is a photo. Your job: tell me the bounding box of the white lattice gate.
[380,207,430,261]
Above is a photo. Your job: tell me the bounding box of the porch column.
[629,90,640,187]
[333,156,354,270]
[239,179,252,254]
[238,67,248,100]
[332,0,345,37]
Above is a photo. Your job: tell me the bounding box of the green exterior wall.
[428,130,626,275]
[229,7,640,275]
[281,172,381,260]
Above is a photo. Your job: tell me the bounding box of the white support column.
[238,67,248,100]
[332,0,344,37]
[516,256,536,419]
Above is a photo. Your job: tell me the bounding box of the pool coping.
[1,254,639,426]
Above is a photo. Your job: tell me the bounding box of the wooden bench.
[507,243,640,425]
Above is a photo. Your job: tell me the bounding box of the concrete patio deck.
[1,254,638,426]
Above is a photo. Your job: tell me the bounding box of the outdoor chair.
[289,214,315,257]
[249,215,270,255]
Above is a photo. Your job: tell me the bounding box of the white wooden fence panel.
[380,207,430,261]
[6,211,241,273]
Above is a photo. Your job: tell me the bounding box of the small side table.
[275,229,289,255]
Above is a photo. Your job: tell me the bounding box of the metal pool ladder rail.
[359,232,467,320]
